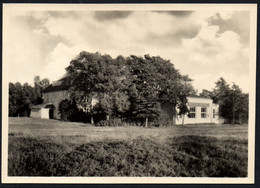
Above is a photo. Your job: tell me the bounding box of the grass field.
[8,117,248,177]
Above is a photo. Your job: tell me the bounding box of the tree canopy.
[199,77,248,124]
[9,76,50,117]
[62,51,195,126]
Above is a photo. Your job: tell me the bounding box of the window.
[201,107,207,118]
[213,109,216,118]
[188,107,196,118]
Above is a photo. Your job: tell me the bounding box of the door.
[49,109,54,119]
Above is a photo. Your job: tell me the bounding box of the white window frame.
[188,107,196,118]
[201,107,207,118]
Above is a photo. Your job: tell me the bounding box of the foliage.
[34,76,50,90]
[9,82,38,117]
[149,112,172,127]
[8,135,247,177]
[34,76,50,104]
[64,52,131,121]
[63,51,195,125]
[131,99,163,126]
[98,91,131,119]
[199,77,249,124]
[199,89,214,98]
[58,99,77,121]
[58,99,90,123]
[9,76,50,117]
[96,118,123,127]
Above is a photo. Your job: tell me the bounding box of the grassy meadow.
[8,117,248,177]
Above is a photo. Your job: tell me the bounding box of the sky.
[4,7,251,93]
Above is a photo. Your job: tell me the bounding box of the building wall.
[30,109,41,118]
[31,108,50,119]
[175,97,219,125]
[43,90,70,119]
[212,103,221,124]
[41,108,50,119]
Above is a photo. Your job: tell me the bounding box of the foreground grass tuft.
[8,135,247,177]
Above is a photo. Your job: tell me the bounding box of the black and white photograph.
[2,4,257,184]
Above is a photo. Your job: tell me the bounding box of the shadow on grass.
[8,135,247,177]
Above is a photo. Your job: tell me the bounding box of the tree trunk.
[145,118,148,128]
[182,114,185,126]
[91,116,94,125]
[106,115,110,121]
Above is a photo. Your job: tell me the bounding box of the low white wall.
[30,109,41,118]
[41,108,50,119]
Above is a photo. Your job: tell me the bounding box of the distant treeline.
[199,78,248,124]
[9,76,50,117]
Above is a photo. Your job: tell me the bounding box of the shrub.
[96,118,123,127]
[8,135,248,177]
[58,99,90,123]
[150,112,172,127]
[58,99,78,121]
[8,137,66,176]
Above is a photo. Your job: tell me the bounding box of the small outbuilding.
[30,103,55,119]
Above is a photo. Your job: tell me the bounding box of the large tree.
[34,76,50,104]
[230,83,248,124]
[64,52,131,123]
[63,51,195,126]
[9,82,22,116]
[199,77,248,124]
[126,54,195,126]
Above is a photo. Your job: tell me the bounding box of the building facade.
[30,81,220,124]
[30,81,69,119]
[30,103,55,119]
[174,96,220,125]
[30,81,98,120]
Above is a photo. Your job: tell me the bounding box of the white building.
[174,96,220,125]
[30,103,55,119]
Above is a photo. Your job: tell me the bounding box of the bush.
[96,118,123,127]
[150,112,172,127]
[58,99,78,121]
[8,135,248,177]
[58,99,90,123]
[8,137,66,176]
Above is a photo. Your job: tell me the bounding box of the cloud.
[154,11,193,17]
[47,11,79,18]
[208,11,250,46]
[173,21,249,92]
[118,11,202,48]
[144,24,201,48]
[94,11,132,21]
[5,9,250,93]
[40,43,91,81]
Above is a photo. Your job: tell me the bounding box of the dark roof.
[30,103,55,109]
[43,84,69,93]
